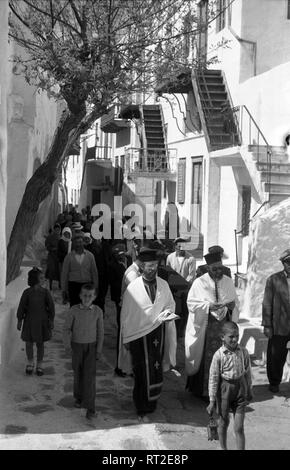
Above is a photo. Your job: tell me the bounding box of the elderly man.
[61,234,98,307]
[262,249,290,393]
[119,247,177,421]
[196,245,231,278]
[166,237,196,284]
[185,251,239,400]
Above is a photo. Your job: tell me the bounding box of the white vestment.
[185,273,239,375]
[119,276,177,373]
[166,251,196,283]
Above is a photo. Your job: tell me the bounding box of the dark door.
[92,189,101,206]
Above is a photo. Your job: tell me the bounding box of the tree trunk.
[6,107,86,284]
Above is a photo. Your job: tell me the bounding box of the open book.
[154,310,180,323]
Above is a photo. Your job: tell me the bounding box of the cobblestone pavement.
[0,286,289,450]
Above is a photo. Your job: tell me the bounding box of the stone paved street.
[0,286,290,450]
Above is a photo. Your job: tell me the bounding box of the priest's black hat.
[138,247,158,262]
[204,252,222,265]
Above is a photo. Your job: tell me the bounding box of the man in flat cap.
[166,237,196,284]
[262,249,290,393]
[119,247,177,421]
[185,251,239,400]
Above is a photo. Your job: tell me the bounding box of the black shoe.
[25,365,33,375]
[269,384,279,393]
[114,367,127,378]
[86,409,95,420]
[36,367,44,376]
[74,400,82,408]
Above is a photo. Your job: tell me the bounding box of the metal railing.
[232,106,272,280]
[232,105,272,186]
[124,147,177,175]
[93,146,112,160]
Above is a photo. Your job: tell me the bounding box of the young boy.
[207,321,253,450]
[63,283,104,420]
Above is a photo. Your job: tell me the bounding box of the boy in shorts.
[207,321,253,450]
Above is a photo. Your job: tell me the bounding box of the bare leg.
[233,412,245,450]
[218,416,229,450]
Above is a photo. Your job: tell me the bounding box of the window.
[156,181,162,204]
[216,0,227,32]
[177,159,186,204]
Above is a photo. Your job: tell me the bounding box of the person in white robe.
[185,251,239,400]
[166,237,196,284]
[119,247,177,420]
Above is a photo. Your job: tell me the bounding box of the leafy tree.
[7,0,221,283]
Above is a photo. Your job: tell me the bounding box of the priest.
[119,247,177,421]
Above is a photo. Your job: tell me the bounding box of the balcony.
[155,70,192,95]
[124,147,177,179]
[85,146,112,161]
[100,104,131,133]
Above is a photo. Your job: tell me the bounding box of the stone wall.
[241,198,290,318]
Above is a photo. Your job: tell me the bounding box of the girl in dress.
[17,267,55,376]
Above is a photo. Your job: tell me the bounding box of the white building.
[83,0,290,320]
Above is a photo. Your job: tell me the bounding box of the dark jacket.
[108,257,126,303]
[262,271,290,336]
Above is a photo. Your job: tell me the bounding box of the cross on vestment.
[154,361,160,370]
[153,339,159,347]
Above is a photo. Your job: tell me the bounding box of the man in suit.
[262,249,290,393]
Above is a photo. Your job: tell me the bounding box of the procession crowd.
[15,206,290,450]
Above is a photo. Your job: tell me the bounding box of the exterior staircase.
[253,145,290,205]
[194,69,239,150]
[192,69,290,207]
[141,104,166,151]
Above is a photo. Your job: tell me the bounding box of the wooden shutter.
[177,159,186,203]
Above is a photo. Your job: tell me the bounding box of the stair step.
[199,82,225,90]
[252,152,287,164]
[269,193,290,205]
[260,171,290,183]
[145,129,163,135]
[211,143,236,151]
[143,105,160,110]
[197,69,222,76]
[257,162,290,173]
[264,182,290,193]
[198,77,224,86]
[202,105,225,113]
[147,144,166,149]
[201,97,227,103]
[143,111,161,116]
[200,93,227,102]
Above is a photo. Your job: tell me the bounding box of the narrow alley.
[0,286,290,451]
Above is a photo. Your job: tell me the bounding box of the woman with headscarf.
[58,227,72,276]
[45,224,61,290]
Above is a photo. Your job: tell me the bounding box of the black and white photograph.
[0,0,290,453]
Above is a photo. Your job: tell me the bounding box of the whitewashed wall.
[0,1,8,303]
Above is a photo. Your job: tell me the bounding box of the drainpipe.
[228,26,257,76]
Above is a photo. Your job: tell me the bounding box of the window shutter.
[177,159,186,203]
